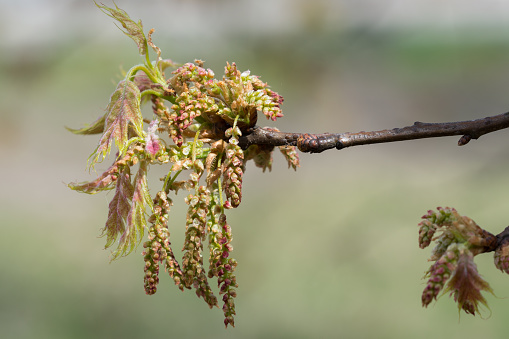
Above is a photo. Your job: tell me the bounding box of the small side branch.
[238,112,509,153]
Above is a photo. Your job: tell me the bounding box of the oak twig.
[238,112,509,153]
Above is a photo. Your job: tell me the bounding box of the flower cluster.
[170,61,215,93]
[69,3,301,328]
[170,88,217,146]
[419,207,498,315]
[418,207,455,249]
[204,62,284,129]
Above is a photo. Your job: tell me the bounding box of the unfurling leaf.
[105,162,153,260]
[117,161,152,259]
[419,207,498,316]
[95,2,147,56]
[67,165,118,194]
[445,250,494,315]
[103,167,134,258]
[91,80,143,166]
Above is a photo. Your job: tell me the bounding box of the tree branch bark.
[238,112,509,153]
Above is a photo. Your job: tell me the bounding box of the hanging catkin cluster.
[68,3,299,327]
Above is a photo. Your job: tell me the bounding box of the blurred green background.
[2,0,509,338]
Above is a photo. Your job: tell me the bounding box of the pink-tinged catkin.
[142,239,160,295]
[422,245,459,307]
[207,212,237,327]
[223,144,244,208]
[278,145,300,171]
[181,187,218,308]
[182,188,210,288]
[422,207,456,226]
[418,220,437,249]
[144,192,184,293]
[217,214,238,327]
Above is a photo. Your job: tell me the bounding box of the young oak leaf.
[114,161,153,260]
[419,208,498,316]
[69,144,143,194]
[95,2,147,56]
[68,163,118,194]
[103,167,134,257]
[91,80,144,166]
[444,250,494,315]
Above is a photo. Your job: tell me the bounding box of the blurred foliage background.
[2,0,509,338]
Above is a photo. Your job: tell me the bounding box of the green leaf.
[91,80,143,166]
[95,2,147,55]
[66,113,106,135]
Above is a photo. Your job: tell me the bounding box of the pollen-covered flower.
[145,119,162,156]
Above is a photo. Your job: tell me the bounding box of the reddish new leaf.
[119,161,153,258]
[102,167,134,258]
[91,80,143,166]
[445,251,494,315]
[68,164,118,194]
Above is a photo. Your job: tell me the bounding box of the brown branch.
[238,112,509,153]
